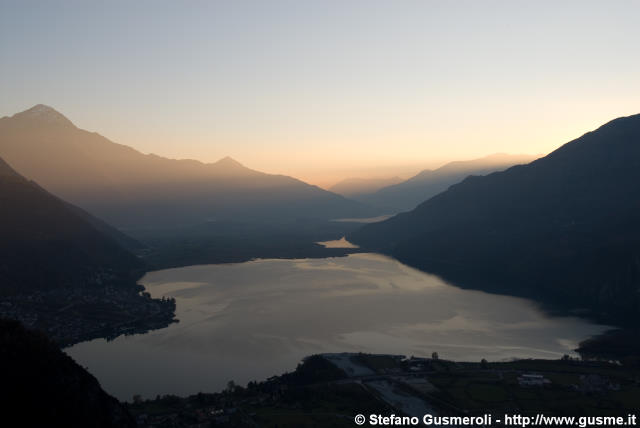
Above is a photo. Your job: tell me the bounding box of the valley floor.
[129,353,640,427]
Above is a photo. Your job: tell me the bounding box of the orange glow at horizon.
[72,100,636,189]
[2,1,639,188]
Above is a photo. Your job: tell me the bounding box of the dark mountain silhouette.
[350,114,640,324]
[354,154,538,212]
[329,176,403,197]
[0,105,373,229]
[0,318,135,427]
[0,156,142,294]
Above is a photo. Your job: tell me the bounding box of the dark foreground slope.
[0,105,373,229]
[0,318,135,428]
[350,114,640,324]
[0,157,142,294]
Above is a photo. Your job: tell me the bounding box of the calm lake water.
[66,253,608,401]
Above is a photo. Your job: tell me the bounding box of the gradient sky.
[1,0,639,187]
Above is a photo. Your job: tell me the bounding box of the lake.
[66,252,609,401]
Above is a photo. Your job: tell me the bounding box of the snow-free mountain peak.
[10,104,75,128]
[214,156,245,168]
[0,106,375,228]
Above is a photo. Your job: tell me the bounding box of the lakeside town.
[0,285,177,347]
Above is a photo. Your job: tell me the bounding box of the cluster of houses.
[517,373,551,387]
[575,374,620,393]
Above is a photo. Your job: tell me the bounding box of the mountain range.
[0,105,374,229]
[352,153,539,213]
[350,114,640,324]
[328,176,404,197]
[0,156,141,294]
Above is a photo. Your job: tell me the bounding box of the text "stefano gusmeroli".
[356,413,638,426]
